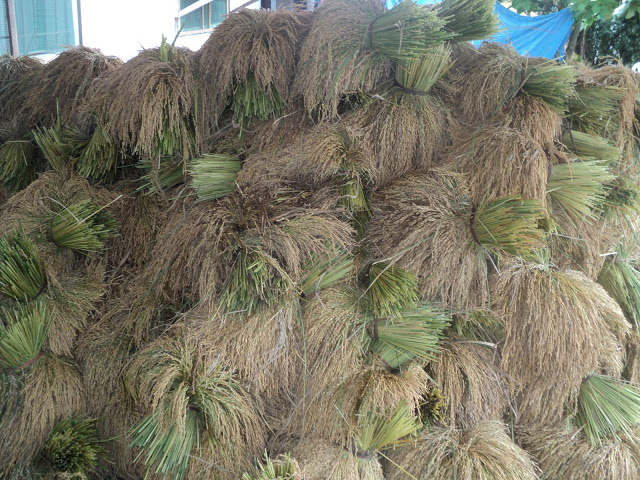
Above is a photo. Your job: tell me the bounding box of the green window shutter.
[180,0,227,32]
[211,0,225,27]
[16,0,75,55]
[1,2,10,55]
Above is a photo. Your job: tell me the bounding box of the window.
[1,0,77,56]
[179,0,227,33]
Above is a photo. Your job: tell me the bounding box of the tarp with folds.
[386,1,574,59]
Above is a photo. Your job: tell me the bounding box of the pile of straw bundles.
[2,0,640,478]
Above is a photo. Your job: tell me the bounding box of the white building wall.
[79,0,259,61]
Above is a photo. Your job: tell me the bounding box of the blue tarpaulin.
[385,1,575,59]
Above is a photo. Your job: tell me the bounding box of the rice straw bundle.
[0,229,46,302]
[492,261,629,424]
[0,302,50,370]
[0,137,39,192]
[446,126,549,206]
[520,58,577,115]
[385,421,539,480]
[562,129,621,162]
[198,8,310,131]
[603,175,640,222]
[21,46,121,128]
[137,157,186,194]
[0,355,85,476]
[435,0,498,41]
[579,64,639,174]
[242,452,299,480]
[41,415,104,477]
[300,249,355,297]
[0,55,43,129]
[493,94,562,149]
[295,0,453,119]
[48,199,117,252]
[125,335,266,480]
[428,339,509,428]
[598,240,640,326]
[91,40,197,162]
[75,124,120,181]
[32,122,88,172]
[576,374,640,445]
[146,187,354,314]
[188,153,242,202]
[518,423,640,480]
[344,46,452,187]
[369,303,450,370]
[547,159,614,223]
[567,81,623,137]
[366,262,419,318]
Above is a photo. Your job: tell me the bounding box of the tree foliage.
[511,0,640,27]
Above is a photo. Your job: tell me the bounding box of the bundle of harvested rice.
[91,40,197,162]
[576,374,640,445]
[367,170,544,309]
[198,8,310,131]
[428,338,509,428]
[603,175,640,222]
[567,80,622,137]
[520,58,577,115]
[562,129,621,163]
[300,249,354,295]
[146,185,354,314]
[518,423,640,480]
[0,229,46,302]
[446,126,549,205]
[21,46,122,127]
[125,335,266,480]
[547,158,614,224]
[188,153,242,202]
[0,136,39,192]
[492,261,629,424]
[242,452,299,480]
[41,415,104,477]
[385,421,538,480]
[295,0,452,119]
[366,262,419,318]
[435,0,498,41]
[344,45,452,187]
[0,55,43,129]
[75,124,120,181]
[0,302,50,370]
[32,122,88,172]
[598,239,640,326]
[0,355,85,476]
[48,199,117,253]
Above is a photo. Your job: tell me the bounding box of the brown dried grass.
[445,126,549,206]
[517,423,640,480]
[385,421,539,480]
[198,8,311,127]
[366,169,488,309]
[0,54,43,128]
[291,439,383,480]
[0,355,85,476]
[491,261,629,425]
[21,46,122,127]
[428,339,509,429]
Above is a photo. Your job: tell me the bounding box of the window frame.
[177,0,230,36]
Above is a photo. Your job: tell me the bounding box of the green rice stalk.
[356,402,420,454]
[603,175,640,221]
[576,374,640,445]
[568,83,622,136]
[562,130,621,162]
[300,250,354,296]
[32,124,88,172]
[188,154,242,202]
[219,248,296,315]
[242,452,297,480]
[420,388,446,426]
[521,61,577,114]
[395,44,452,93]
[547,160,614,222]
[0,301,50,369]
[338,169,371,232]
[137,157,186,194]
[76,125,120,181]
[370,302,450,370]
[378,1,453,59]
[598,242,640,326]
[473,195,546,257]
[43,415,104,475]
[0,139,38,192]
[131,408,200,480]
[49,199,117,253]
[367,262,419,318]
[0,229,46,301]
[232,74,284,134]
[435,0,499,41]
